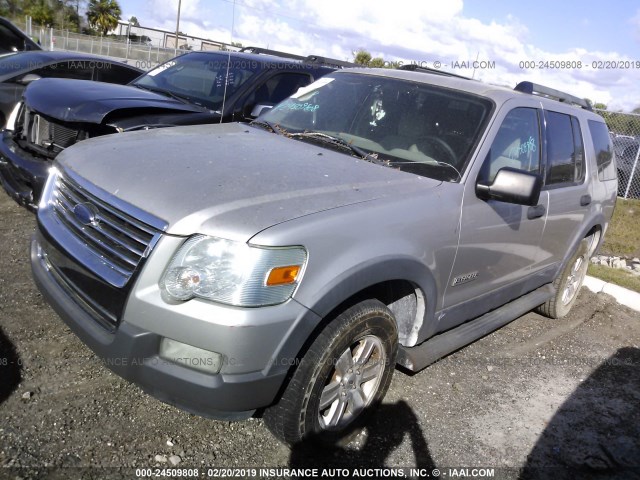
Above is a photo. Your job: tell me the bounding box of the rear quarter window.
[588,120,616,181]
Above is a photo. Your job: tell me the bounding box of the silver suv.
[31,68,617,444]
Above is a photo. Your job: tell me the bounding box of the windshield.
[132,52,261,111]
[260,72,493,181]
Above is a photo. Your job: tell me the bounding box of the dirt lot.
[0,192,639,480]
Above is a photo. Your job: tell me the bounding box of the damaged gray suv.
[31,67,617,444]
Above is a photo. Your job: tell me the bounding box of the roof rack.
[304,55,357,69]
[398,64,471,80]
[239,46,306,60]
[239,46,355,68]
[514,81,592,111]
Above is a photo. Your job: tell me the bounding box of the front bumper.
[31,231,322,419]
[0,130,50,212]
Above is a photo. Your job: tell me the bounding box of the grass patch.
[601,198,640,258]
[588,264,640,293]
[588,197,640,292]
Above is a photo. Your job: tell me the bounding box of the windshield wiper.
[288,131,390,166]
[250,119,284,135]
[133,84,193,105]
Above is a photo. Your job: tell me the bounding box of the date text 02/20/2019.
[519,60,640,69]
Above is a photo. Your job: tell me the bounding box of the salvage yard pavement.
[0,193,638,479]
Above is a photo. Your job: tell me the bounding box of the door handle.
[580,194,591,206]
[527,204,546,220]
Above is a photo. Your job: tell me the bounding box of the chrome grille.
[51,173,160,282]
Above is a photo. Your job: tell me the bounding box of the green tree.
[593,102,607,110]
[86,0,121,36]
[352,49,399,68]
[56,0,81,31]
[25,0,55,26]
[0,0,24,16]
[128,15,139,26]
[369,57,385,68]
[353,49,372,66]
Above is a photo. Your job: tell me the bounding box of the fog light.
[159,337,223,374]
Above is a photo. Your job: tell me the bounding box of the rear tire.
[264,299,398,445]
[536,237,590,319]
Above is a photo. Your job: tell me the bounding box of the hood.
[24,78,205,124]
[58,123,440,241]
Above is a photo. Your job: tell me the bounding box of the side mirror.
[476,167,542,206]
[17,73,41,85]
[250,103,273,118]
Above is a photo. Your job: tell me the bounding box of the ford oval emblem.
[73,203,99,227]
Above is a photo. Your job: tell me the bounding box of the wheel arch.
[263,260,438,410]
[298,256,439,347]
[555,216,605,279]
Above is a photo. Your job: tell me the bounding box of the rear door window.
[545,111,585,186]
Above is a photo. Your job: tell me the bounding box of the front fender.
[296,255,440,343]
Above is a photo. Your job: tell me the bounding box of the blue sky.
[116,0,640,110]
[464,0,640,58]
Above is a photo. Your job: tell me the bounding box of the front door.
[442,105,547,326]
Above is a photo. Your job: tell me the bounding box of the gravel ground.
[0,192,639,480]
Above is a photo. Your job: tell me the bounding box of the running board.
[397,284,554,372]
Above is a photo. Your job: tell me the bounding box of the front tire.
[264,299,398,445]
[536,237,590,319]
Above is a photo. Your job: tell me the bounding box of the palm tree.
[86,0,121,36]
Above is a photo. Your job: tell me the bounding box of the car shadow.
[520,347,640,480]
[0,325,21,404]
[288,400,435,472]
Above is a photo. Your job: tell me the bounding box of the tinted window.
[481,107,540,183]
[588,120,616,181]
[34,61,94,80]
[571,116,585,183]
[258,73,311,104]
[133,53,262,110]
[95,64,141,84]
[545,111,584,185]
[0,25,27,52]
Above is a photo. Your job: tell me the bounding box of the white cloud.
[136,0,640,111]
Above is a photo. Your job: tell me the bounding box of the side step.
[397,284,554,372]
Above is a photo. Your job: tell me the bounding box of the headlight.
[160,235,307,307]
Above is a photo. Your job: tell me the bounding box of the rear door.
[535,110,590,271]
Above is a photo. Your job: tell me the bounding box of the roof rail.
[514,81,592,110]
[304,55,357,68]
[239,46,306,61]
[398,64,471,80]
[239,46,355,68]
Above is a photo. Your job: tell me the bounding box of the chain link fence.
[12,17,241,69]
[51,29,183,67]
[12,18,184,68]
[595,109,640,199]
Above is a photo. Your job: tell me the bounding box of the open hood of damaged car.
[56,123,441,242]
[23,78,206,124]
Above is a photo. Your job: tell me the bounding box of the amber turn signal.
[266,265,301,286]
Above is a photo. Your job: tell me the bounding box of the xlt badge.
[452,271,479,287]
